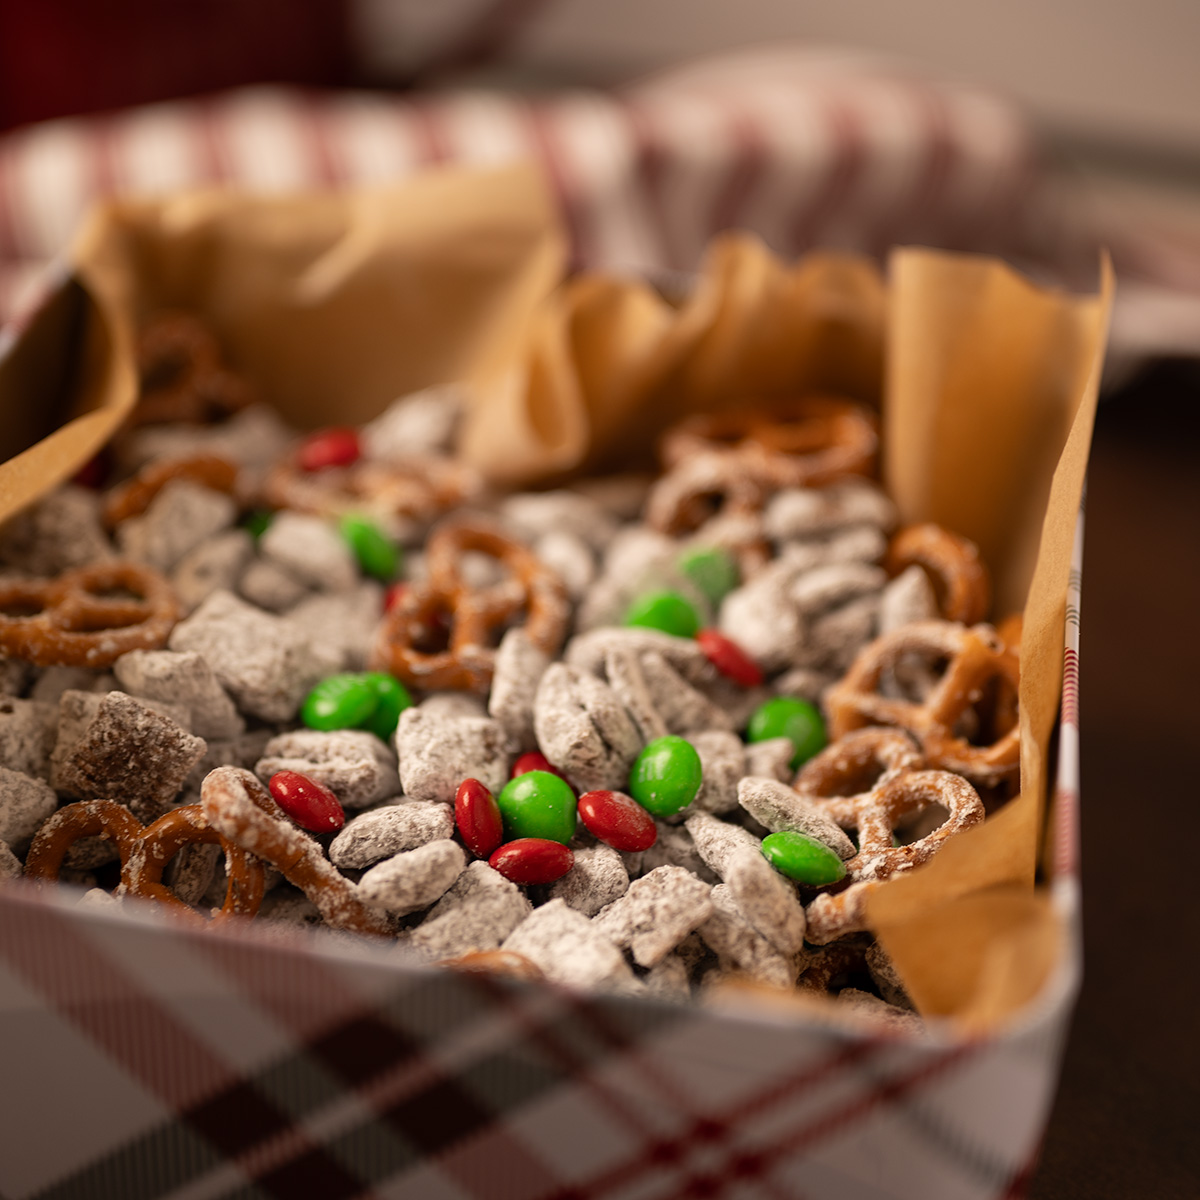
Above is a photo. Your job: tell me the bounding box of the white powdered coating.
[410,861,532,960]
[169,590,332,722]
[258,728,401,809]
[763,480,896,541]
[0,697,57,780]
[395,708,508,803]
[533,664,641,792]
[488,628,552,753]
[361,384,464,460]
[724,850,808,957]
[0,485,113,574]
[358,839,466,917]
[117,480,237,573]
[772,668,834,705]
[718,562,807,673]
[684,811,763,878]
[642,953,691,1001]
[866,942,916,1011]
[628,820,719,884]
[164,840,222,906]
[0,837,22,878]
[564,627,714,691]
[594,865,714,967]
[698,884,802,989]
[688,730,745,814]
[418,693,487,720]
[114,649,244,739]
[548,845,630,916]
[534,532,596,601]
[879,565,938,634]
[800,593,882,674]
[286,582,385,672]
[171,529,255,614]
[238,558,311,612]
[502,899,635,993]
[0,766,58,852]
[835,989,924,1034]
[260,511,358,592]
[29,666,116,705]
[500,489,619,552]
[742,737,796,783]
[637,653,734,735]
[737,777,857,859]
[117,405,292,477]
[604,647,667,743]
[791,563,886,617]
[329,802,454,868]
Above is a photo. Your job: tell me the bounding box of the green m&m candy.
[628,735,703,817]
[746,696,827,769]
[339,512,401,580]
[496,770,578,845]
[302,673,377,731]
[242,509,274,540]
[761,831,847,886]
[358,672,413,740]
[678,545,739,606]
[624,589,701,639]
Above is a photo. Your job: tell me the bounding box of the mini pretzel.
[200,766,394,936]
[825,620,1021,786]
[884,524,990,624]
[795,732,985,943]
[262,454,477,525]
[103,454,240,528]
[134,312,253,426]
[0,560,179,667]
[659,395,878,486]
[24,799,265,923]
[371,517,569,692]
[437,949,545,981]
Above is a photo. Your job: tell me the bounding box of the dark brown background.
[1031,361,1200,1198]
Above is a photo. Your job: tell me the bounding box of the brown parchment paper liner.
[0,164,1112,1033]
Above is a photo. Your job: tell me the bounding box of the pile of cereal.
[0,313,1022,1030]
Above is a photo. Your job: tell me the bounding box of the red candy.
[455,777,503,859]
[577,790,658,852]
[489,838,574,885]
[296,427,361,472]
[696,628,764,687]
[267,770,345,833]
[511,751,574,790]
[383,582,408,613]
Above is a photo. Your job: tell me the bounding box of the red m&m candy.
[489,839,574,885]
[267,770,345,833]
[696,629,764,687]
[577,790,657,852]
[455,778,503,859]
[297,427,361,472]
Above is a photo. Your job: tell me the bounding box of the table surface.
[1029,361,1200,1199]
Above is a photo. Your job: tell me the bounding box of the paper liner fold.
[0,164,1112,1031]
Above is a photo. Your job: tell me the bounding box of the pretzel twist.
[0,561,179,667]
[24,799,265,923]
[370,518,569,693]
[884,524,990,624]
[103,454,240,528]
[795,728,985,943]
[134,312,253,426]
[200,767,394,936]
[825,620,1021,786]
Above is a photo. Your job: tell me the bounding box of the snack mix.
[0,312,1023,1032]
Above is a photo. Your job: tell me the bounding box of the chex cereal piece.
[773,667,832,705]
[329,801,454,869]
[409,860,532,960]
[257,888,326,929]
[163,840,222,906]
[29,666,116,705]
[501,899,636,993]
[737,776,856,859]
[717,562,806,673]
[395,707,508,803]
[361,384,464,459]
[642,953,692,1002]
[762,479,896,541]
[488,627,552,753]
[0,766,57,852]
[500,489,619,552]
[168,589,333,721]
[630,820,719,884]
[866,942,916,1010]
[117,479,237,573]
[548,845,629,916]
[879,565,938,634]
[184,730,273,797]
[0,486,113,575]
[171,529,255,613]
[684,810,763,877]
[52,691,206,822]
[803,595,882,674]
[533,664,641,792]
[565,626,715,691]
[238,558,311,612]
[688,730,745,814]
[0,697,57,778]
[604,646,668,743]
[0,655,30,696]
[835,989,924,1034]
[594,865,714,967]
[419,693,487,720]
[0,839,21,879]
[698,884,803,990]
[635,652,734,735]
[287,582,384,673]
[260,511,358,592]
[257,728,401,809]
[358,839,466,917]
[534,532,596,600]
[743,736,796,783]
[114,649,244,739]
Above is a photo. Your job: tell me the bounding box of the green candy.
[301,674,377,731]
[746,696,827,769]
[624,589,701,639]
[359,672,412,740]
[340,513,401,580]
[243,509,274,540]
[761,831,847,886]
[628,736,703,817]
[497,770,578,845]
[678,545,739,605]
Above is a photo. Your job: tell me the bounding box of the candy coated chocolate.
[623,589,701,639]
[489,838,574,885]
[628,736,703,817]
[297,427,361,472]
[577,790,657,852]
[747,696,827,768]
[455,778,504,859]
[268,770,346,833]
[696,628,764,687]
[497,770,577,845]
[761,830,847,885]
